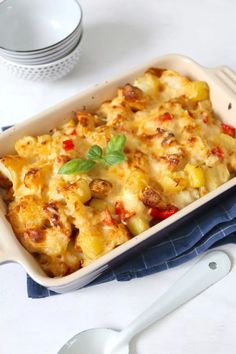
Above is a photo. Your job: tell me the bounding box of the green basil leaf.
[102,152,126,166]
[58,158,96,174]
[86,145,103,161]
[106,134,126,155]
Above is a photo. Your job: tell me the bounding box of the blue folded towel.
[1,126,236,298]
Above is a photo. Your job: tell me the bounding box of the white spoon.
[58,251,231,354]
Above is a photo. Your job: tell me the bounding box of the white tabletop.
[0,1,236,353]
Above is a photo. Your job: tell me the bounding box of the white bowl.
[0,0,82,52]
[0,25,83,61]
[0,33,83,81]
[0,31,83,65]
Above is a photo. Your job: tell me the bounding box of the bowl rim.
[0,25,83,58]
[0,31,83,68]
[0,0,83,53]
[0,32,83,65]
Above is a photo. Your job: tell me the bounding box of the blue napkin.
[1,126,236,298]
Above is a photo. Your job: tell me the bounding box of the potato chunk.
[77,224,130,262]
[127,215,149,236]
[188,81,209,102]
[205,163,230,191]
[215,133,236,150]
[184,164,205,188]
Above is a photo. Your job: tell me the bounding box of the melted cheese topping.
[1,67,236,277]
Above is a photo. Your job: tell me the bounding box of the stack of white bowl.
[0,0,83,81]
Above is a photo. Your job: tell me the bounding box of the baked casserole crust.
[1,67,236,277]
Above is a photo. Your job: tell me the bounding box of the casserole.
[0,54,236,293]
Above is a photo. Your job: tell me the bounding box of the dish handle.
[0,247,10,264]
[208,66,236,97]
[0,215,22,264]
[0,240,12,265]
[0,240,13,265]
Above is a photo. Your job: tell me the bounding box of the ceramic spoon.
[58,251,231,354]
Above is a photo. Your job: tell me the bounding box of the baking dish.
[0,54,236,293]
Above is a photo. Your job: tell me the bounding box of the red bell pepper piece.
[63,139,74,151]
[150,206,179,220]
[221,123,235,137]
[115,201,135,222]
[103,208,115,226]
[203,116,209,124]
[115,201,123,216]
[159,112,173,122]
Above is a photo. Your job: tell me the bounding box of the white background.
[0,1,236,353]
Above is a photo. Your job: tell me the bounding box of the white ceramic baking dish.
[0,54,236,293]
